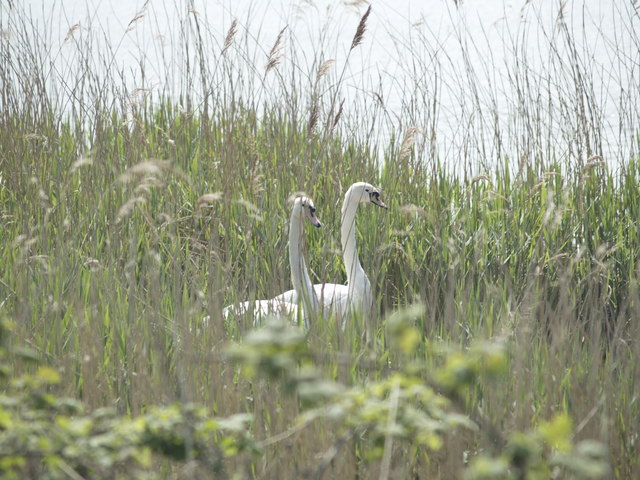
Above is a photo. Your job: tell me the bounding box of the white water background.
[10,0,640,171]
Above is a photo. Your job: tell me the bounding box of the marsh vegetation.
[0,1,638,478]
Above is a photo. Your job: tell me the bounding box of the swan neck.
[289,212,318,311]
[341,192,365,285]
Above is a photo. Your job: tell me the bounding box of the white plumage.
[222,196,322,327]
[273,182,387,325]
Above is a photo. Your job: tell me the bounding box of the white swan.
[274,182,387,322]
[222,196,322,327]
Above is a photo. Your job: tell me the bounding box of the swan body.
[223,196,321,327]
[274,182,387,323]
[222,299,300,321]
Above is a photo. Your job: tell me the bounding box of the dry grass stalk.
[130,88,152,100]
[345,0,369,7]
[350,5,371,50]
[542,171,562,179]
[63,24,82,43]
[196,192,223,208]
[556,1,568,23]
[196,192,223,210]
[584,155,605,170]
[368,90,384,106]
[400,203,428,216]
[332,99,345,131]
[471,174,491,186]
[126,0,150,32]
[236,199,260,214]
[221,19,238,56]
[247,138,265,197]
[486,190,509,202]
[266,26,287,72]
[316,59,335,81]
[398,126,421,162]
[82,258,102,272]
[379,379,401,480]
[307,102,318,135]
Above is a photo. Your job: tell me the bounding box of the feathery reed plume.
[134,175,164,195]
[25,133,48,145]
[117,159,170,184]
[399,126,421,162]
[400,204,428,216]
[350,5,371,50]
[236,199,263,222]
[63,24,82,44]
[129,88,152,106]
[82,258,102,272]
[221,19,238,56]
[316,59,335,81]
[583,155,605,171]
[116,197,146,223]
[470,174,491,186]
[196,192,223,209]
[236,199,260,215]
[126,0,150,32]
[70,155,93,173]
[331,99,345,131]
[266,26,287,72]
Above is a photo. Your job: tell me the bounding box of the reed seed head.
[221,19,238,56]
[266,26,287,72]
[350,5,371,50]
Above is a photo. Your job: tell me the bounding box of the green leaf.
[36,366,60,385]
[539,414,573,452]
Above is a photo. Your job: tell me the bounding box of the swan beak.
[307,210,323,228]
[370,192,388,209]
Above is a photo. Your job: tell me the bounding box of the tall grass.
[1,1,639,478]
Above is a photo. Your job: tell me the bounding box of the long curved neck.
[289,212,318,312]
[341,190,366,288]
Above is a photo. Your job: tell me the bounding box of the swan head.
[293,196,322,228]
[347,182,388,209]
